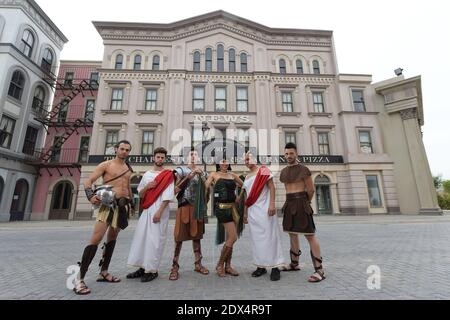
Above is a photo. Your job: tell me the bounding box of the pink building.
[31,61,101,220]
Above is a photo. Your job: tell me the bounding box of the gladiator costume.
[77,163,133,286]
[168,167,208,280]
[213,178,244,277]
[279,164,316,235]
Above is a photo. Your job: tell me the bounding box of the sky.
[35,0,450,179]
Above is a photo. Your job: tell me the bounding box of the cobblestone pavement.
[0,213,449,300]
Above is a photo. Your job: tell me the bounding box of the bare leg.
[169,241,183,280]
[223,222,239,276]
[98,226,121,282]
[282,233,301,271]
[305,235,325,282]
[193,239,209,275]
[74,221,109,295]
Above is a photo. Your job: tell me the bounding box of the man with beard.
[126,147,175,282]
[239,152,285,281]
[168,148,209,281]
[73,140,134,295]
[280,143,326,282]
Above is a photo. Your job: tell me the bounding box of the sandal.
[73,280,91,295]
[308,251,326,283]
[169,262,180,281]
[126,268,145,279]
[193,249,209,275]
[281,250,302,271]
[97,272,121,283]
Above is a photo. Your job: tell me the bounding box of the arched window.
[205,48,212,72]
[217,44,224,72]
[152,55,160,70]
[240,53,247,72]
[52,181,73,211]
[313,60,320,74]
[193,51,201,71]
[279,59,286,74]
[229,48,236,72]
[10,179,29,221]
[32,86,45,111]
[133,55,142,70]
[41,48,53,73]
[115,54,123,69]
[20,29,34,57]
[8,70,25,100]
[296,59,303,74]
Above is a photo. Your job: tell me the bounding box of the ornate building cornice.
[94,11,332,47]
[0,0,68,49]
[98,23,331,47]
[99,70,336,85]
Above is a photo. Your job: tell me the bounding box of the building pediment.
[93,10,332,47]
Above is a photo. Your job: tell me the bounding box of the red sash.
[245,166,271,207]
[141,170,174,209]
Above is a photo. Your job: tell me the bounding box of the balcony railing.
[28,148,89,165]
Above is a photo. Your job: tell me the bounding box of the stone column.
[400,108,442,214]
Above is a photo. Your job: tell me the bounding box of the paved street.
[1,213,450,300]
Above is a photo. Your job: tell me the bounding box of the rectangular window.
[191,126,207,147]
[141,131,154,155]
[110,89,123,110]
[285,132,297,145]
[22,126,38,155]
[105,130,119,154]
[205,49,212,72]
[145,89,157,111]
[0,115,16,149]
[89,72,99,88]
[318,132,330,155]
[313,92,325,113]
[236,87,248,112]
[85,100,95,122]
[240,54,248,72]
[282,92,293,113]
[366,175,383,208]
[51,136,63,162]
[229,50,236,72]
[215,87,227,112]
[193,87,205,111]
[359,131,373,153]
[352,89,366,112]
[237,128,250,151]
[78,136,90,163]
[64,72,74,87]
[58,98,69,122]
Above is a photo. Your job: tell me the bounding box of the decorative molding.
[400,108,417,120]
[100,70,335,86]
[97,22,332,47]
[0,0,67,49]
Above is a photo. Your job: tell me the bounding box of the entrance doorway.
[315,175,332,214]
[49,181,73,220]
[10,179,29,221]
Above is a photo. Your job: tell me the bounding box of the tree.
[443,180,450,194]
[433,174,443,189]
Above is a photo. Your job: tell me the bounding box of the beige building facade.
[76,11,441,217]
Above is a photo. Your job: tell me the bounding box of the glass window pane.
[194,87,204,99]
[366,175,382,207]
[216,88,226,100]
[237,88,247,100]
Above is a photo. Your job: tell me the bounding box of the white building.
[0,0,68,221]
[76,11,440,217]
